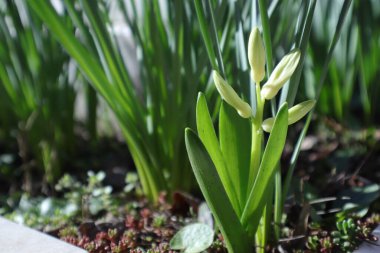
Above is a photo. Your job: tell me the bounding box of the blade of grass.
[205,0,226,77]
[194,0,218,72]
[279,0,317,108]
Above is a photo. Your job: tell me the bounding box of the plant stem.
[259,0,302,244]
[257,0,277,248]
[248,83,264,196]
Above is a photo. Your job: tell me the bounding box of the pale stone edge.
[0,217,87,253]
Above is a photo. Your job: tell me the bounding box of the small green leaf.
[170,223,214,253]
[197,202,213,228]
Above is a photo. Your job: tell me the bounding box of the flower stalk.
[248,82,265,192]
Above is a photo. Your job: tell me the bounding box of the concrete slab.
[354,225,380,253]
[0,217,87,253]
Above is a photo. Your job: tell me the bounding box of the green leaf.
[279,0,317,107]
[196,92,241,215]
[334,184,380,217]
[219,101,251,207]
[241,102,289,236]
[170,223,214,253]
[194,0,218,71]
[185,128,251,253]
[197,202,213,228]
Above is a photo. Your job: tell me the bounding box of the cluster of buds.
[212,26,315,131]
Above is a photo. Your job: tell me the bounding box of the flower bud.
[288,100,316,124]
[261,118,275,133]
[261,50,301,100]
[213,70,252,118]
[262,100,316,132]
[248,27,266,83]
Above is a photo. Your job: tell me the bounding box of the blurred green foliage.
[0,0,80,186]
[1,171,115,230]
[28,0,218,202]
[305,0,380,126]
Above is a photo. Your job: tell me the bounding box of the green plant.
[331,218,373,252]
[306,218,376,253]
[0,0,82,186]
[185,25,314,252]
[27,0,213,202]
[183,0,352,251]
[306,234,333,252]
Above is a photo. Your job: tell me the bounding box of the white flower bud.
[212,70,252,118]
[262,100,316,132]
[261,50,301,100]
[261,118,275,133]
[288,100,316,124]
[248,27,266,83]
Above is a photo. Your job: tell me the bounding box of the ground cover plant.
[1,0,380,253]
[2,171,114,230]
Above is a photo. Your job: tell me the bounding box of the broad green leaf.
[185,128,251,253]
[170,223,214,253]
[334,184,380,217]
[241,103,289,236]
[219,101,251,207]
[196,92,241,215]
